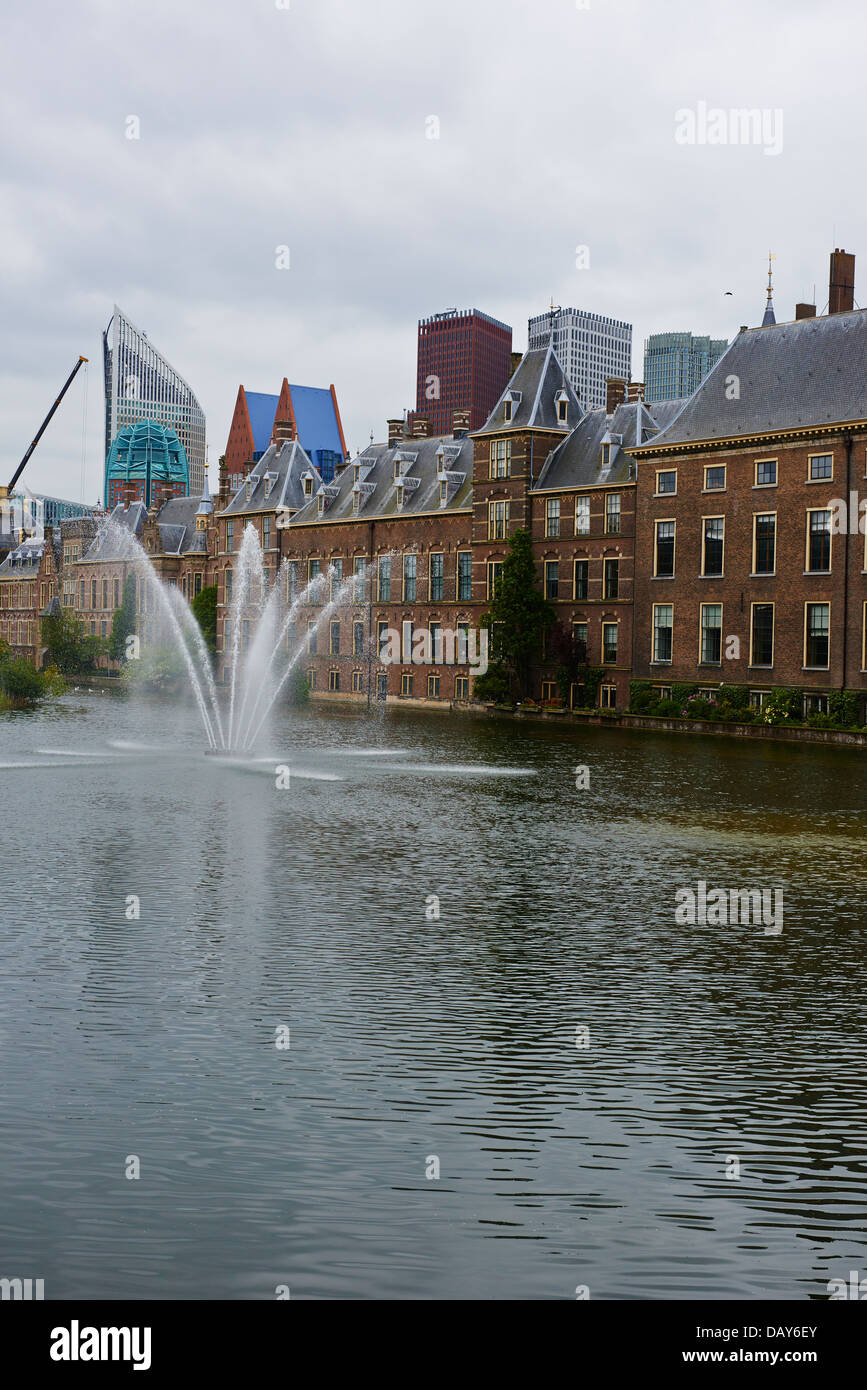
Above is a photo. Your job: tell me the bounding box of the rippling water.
[1,690,866,1299]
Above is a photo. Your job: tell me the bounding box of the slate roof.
[0,537,44,577]
[287,434,474,526]
[535,399,683,491]
[82,501,146,559]
[221,439,315,518]
[635,309,867,451]
[474,340,584,436]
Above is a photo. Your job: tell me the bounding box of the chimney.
[626,381,645,403]
[411,415,429,439]
[605,377,626,414]
[273,418,297,446]
[829,248,855,315]
[387,418,404,446]
[122,480,136,509]
[510,350,524,374]
[795,302,816,320]
[451,407,471,437]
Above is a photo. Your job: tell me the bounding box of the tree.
[109,574,137,661]
[190,584,217,655]
[0,655,47,703]
[41,610,104,673]
[481,528,554,697]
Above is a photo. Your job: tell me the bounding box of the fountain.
[98,517,360,752]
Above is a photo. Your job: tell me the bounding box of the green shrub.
[0,657,47,703]
[759,688,802,724]
[683,694,719,720]
[717,682,750,710]
[828,691,860,728]
[655,698,681,717]
[472,662,512,704]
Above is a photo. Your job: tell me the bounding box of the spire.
[196,472,213,516]
[761,250,776,327]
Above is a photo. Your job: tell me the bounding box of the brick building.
[409,308,513,437]
[632,264,867,717]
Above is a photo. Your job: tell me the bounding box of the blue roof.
[245,391,279,455]
[289,384,343,461]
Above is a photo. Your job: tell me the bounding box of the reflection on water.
[1,693,866,1299]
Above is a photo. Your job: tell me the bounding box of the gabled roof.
[474,341,584,435]
[244,391,280,455]
[635,309,867,452]
[287,434,474,525]
[534,398,680,491]
[221,439,315,517]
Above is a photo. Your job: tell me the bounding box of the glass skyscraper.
[642,332,728,403]
[103,306,206,499]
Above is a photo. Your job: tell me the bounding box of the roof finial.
[762,250,777,327]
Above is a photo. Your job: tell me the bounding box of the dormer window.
[396,484,404,510]
[558,401,567,422]
[303,476,313,497]
[504,400,513,422]
[317,494,325,517]
[352,491,360,515]
[602,444,612,467]
[439,479,448,505]
[393,458,402,481]
[245,478,253,501]
[354,464,361,485]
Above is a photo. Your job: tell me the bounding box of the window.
[457,622,470,663]
[329,621,340,655]
[489,439,511,478]
[225,618,232,650]
[102,580,109,608]
[377,620,389,659]
[654,520,675,577]
[572,621,588,661]
[545,561,559,600]
[750,604,774,667]
[79,579,85,608]
[400,673,414,696]
[600,684,617,709]
[557,398,568,423]
[352,670,363,693]
[804,693,828,716]
[263,516,271,550]
[303,476,313,498]
[652,604,673,663]
[308,558,321,598]
[226,520,234,551]
[504,400,513,423]
[91,579,97,609]
[704,465,726,491]
[755,459,777,487]
[330,558,343,598]
[455,676,469,699]
[194,572,203,597]
[286,561,299,602]
[353,556,367,602]
[242,620,250,650]
[307,621,318,655]
[605,493,621,534]
[805,602,830,668]
[403,553,417,602]
[101,621,107,638]
[656,470,677,495]
[749,691,768,710]
[329,669,340,691]
[427,675,440,698]
[487,561,503,599]
[429,553,443,602]
[457,552,472,601]
[377,672,388,700]
[439,480,447,505]
[306,667,315,690]
[546,498,560,537]
[488,500,510,540]
[807,510,832,572]
[113,578,120,608]
[541,680,558,701]
[754,514,776,574]
[809,453,833,481]
[317,495,326,517]
[700,604,723,664]
[602,622,618,664]
[575,497,590,535]
[430,621,442,662]
[603,558,619,599]
[702,517,724,576]
[655,686,672,700]
[601,444,612,467]
[353,621,364,656]
[574,559,589,600]
[378,555,391,602]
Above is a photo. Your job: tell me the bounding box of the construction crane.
[0,354,88,505]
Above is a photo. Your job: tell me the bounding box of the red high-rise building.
[411,308,512,436]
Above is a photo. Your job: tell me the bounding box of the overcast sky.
[2,0,864,503]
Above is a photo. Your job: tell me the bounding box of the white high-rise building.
[527,307,632,410]
[103,306,206,499]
